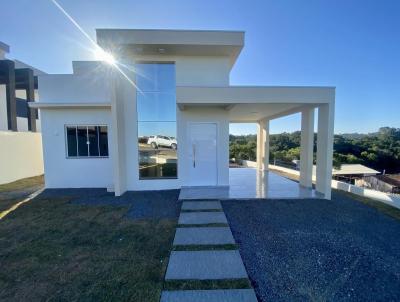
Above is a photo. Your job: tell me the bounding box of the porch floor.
[179,168,321,200]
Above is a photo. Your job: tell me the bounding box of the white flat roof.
[96,29,244,67]
[332,164,380,175]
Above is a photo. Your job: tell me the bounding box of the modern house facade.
[33,29,335,199]
[0,41,44,184]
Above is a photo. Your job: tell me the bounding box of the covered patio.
[177,85,335,199]
[179,168,320,200]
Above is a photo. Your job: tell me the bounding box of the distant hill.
[230,127,400,174]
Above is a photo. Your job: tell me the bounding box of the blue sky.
[1,0,399,135]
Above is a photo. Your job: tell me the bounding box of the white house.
[32,29,335,199]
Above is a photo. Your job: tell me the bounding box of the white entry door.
[188,123,217,186]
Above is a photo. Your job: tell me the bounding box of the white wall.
[38,72,112,104]
[0,85,7,131]
[178,107,229,187]
[40,108,113,189]
[129,54,231,87]
[0,131,44,184]
[176,56,230,86]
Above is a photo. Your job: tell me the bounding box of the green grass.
[0,196,176,301]
[0,175,44,212]
[163,279,252,291]
[0,175,44,193]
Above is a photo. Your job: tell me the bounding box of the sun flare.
[94,48,116,65]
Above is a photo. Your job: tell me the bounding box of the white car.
[147,135,177,150]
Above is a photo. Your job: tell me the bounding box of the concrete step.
[165,250,248,280]
[182,201,222,211]
[160,289,258,302]
[173,227,235,245]
[178,212,228,225]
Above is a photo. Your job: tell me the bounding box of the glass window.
[66,126,77,157]
[137,92,176,121]
[88,126,99,157]
[77,126,89,157]
[136,63,177,179]
[99,126,109,157]
[65,125,108,158]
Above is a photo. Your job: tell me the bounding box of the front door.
[188,123,217,186]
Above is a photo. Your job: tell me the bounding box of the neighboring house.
[358,174,400,194]
[332,164,380,184]
[0,41,45,184]
[32,29,335,198]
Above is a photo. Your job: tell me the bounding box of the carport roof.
[176,86,335,122]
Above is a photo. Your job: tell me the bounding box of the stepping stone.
[173,227,235,245]
[182,201,222,211]
[178,212,227,225]
[160,289,258,302]
[165,250,248,280]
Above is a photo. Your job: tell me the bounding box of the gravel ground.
[222,192,400,302]
[40,188,181,219]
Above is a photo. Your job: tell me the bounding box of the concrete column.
[257,119,270,170]
[256,122,262,169]
[300,108,314,188]
[25,69,37,132]
[316,103,335,199]
[0,60,17,131]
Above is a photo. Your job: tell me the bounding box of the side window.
[65,125,109,158]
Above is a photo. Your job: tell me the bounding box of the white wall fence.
[0,131,44,184]
[237,161,400,210]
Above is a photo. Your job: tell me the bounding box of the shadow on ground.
[222,191,400,302]
[40,188,181,219]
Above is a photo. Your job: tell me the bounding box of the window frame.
[64,124,109,159]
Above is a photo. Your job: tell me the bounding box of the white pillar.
[316,103,335,199]
[257,119,270,170]
[300,108,314,188]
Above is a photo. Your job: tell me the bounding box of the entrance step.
[182,201,222,211]
[165,250,248,280]
[178,212,227,225]
[173,227,235,245]
[160,289,258,302]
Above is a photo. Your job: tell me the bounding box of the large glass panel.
[137,92,176,121]
[136,63,175,93]
[138,122,177,178]
[99,126,109,156]
[88,126,99,157]
[77,126,88,157]
[66,126,77,157]
[136,63,177,179]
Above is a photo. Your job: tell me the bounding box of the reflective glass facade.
[136,63,177,179]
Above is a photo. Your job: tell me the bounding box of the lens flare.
[50,0,137,88]
[94,48,116,65]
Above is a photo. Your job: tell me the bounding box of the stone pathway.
[161,200,257,302]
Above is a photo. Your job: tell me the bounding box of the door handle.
[192,144,196,168]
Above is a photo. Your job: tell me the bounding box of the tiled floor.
[179,168,321,200]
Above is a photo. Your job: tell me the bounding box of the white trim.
[29,102,111,109]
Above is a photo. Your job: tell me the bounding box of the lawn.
[0,175,44,212]
[0,184,179,301]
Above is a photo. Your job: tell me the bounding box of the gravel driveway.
[222,192,400,301]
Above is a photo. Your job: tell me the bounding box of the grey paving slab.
[160,289,258,302]
[182,201,222,211]
[165,250,248,280]
[178,212,228,225]
[173,227,235,245]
